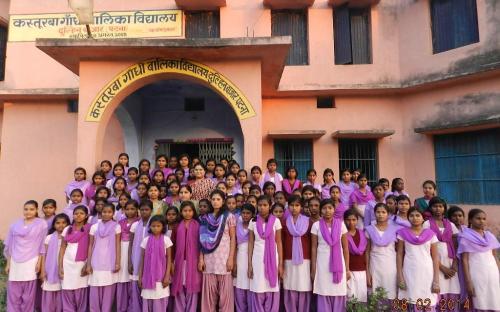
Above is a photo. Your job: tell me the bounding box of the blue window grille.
[274,139,313,180]
[434,129,500,204]
[338,139,378,186]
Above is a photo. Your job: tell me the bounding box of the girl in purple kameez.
[392,195,411,228]
[126,167,139,192]
[86,203,121,312]
[64,167,91,204]
[85,171,106,205]
[338,168,356,205]
[117,152,130,175]
[349,174,375,224]
[100,160,113,181]
[5,200,48,312]
[320,168,336,200]
[42,199,57,229]
[63,189,87,223]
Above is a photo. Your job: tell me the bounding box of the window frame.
[430,0,479,54]
[271,9,309,66]
[273,139,314,180]
[338,138,379,186]
[333,5,372,65]
[434,129,500,205]
[185,10,221,39]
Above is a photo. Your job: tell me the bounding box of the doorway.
[108,79,244,165]
[155,139,235,163]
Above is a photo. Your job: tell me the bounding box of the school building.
[0,0,499,236]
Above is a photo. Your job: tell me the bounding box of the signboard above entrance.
[86,58,256,122]
[8,10,183,42]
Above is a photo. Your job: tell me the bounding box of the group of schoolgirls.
[4,152,500,312]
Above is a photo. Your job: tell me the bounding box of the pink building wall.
[2,0,498,91]
[0,0,498,236]
[101,114,125,163]
[0,102,77,235]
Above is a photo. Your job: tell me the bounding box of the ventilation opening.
[317,96,335,109]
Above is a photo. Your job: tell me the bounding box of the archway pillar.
[76,59,263,170]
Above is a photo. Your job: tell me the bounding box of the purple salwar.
[316,295,346,311]
[42,290,63,312]
[174,286,199,312]
[284,290,311,312]
[35,279,43,312]
[168,296,175,312]
[142,297,168,312]
[128,281,142,312]
[89,285,116,312]
[235,287,252,312]
[7,280,37,312]
[116,282,131,312]
[251,291,280,312]
[61,288,88,312]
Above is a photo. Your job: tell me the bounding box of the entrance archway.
[102,79,245,166]
[76,58,263,171]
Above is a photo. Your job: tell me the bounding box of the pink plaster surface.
[0,0,9,22]
[0,102,77,236]
[101,113,124,163]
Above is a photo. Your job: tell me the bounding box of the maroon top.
[349,230,366,271]
[281,217,311,260]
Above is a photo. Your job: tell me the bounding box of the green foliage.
[0,240,6,312]
[347,287,391,312]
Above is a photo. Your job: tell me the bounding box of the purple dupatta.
[286,214,309,265]
[365,224,398,247]
[91,220,117,271]
[347,229,367,255]
[65,223,91,261]
[236,219,249,244]
[172,220,201,295]
[45,233,60,283]
[283,179,300,195]
[429,218,455,258]
[199,212,228,254]
[256,215,278,287]
[319,218,344,284]
[397,227,435,245]
[142,235,166,289]
[131,219,150,276]
[4,218,47,262]
[457,228,500,256]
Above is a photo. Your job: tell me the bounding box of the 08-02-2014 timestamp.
[392,298,471,311]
